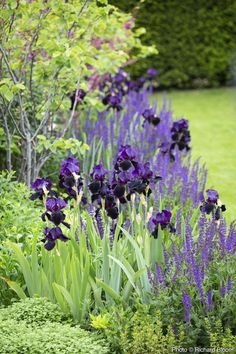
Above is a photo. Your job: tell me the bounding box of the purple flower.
[30,178,55,200]
[103,94,122,111]
[114,70,128,84]
[46,198,67,212]
[70,89,86,109]
[171,118,191,152]
[206,189,219,204]
[182,291,192,322]
[149,210,174,238]
[147,68,157,78]
[207,289,213,311]
[60,157,80,177]
[90,164,107,181]
[118,145,136,161]
[154,210,172,228]
[42,227,69,251]
[31,178,52,191]
[142,108,160,126]
[200,189,226,220]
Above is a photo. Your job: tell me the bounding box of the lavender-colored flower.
[60,157,80,177]
[220,282,226,297]
[227,277,233,293]
[182,291,192,322]
[42,227,69,251]
[46,198,67,212]
[207,289,213,311]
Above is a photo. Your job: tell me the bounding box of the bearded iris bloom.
[142,108,160,126]
[42,227,70,251]
[102,93,123,111]
[115,145,137,171]
[60,157,80,177]
[200,189,226,220]
[59,157,83,198]
[42,197,70,228]
[149,210,175,239]
[30,178,56,200]
[170,118,191,152]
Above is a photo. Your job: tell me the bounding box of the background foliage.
[110,0,236,88]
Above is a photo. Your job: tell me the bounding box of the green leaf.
[1,277,27,299]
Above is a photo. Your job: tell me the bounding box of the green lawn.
[156,88,236,222]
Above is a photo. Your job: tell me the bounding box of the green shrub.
[0,297,71,326]
[110,0,236,88]
[0,172,43,241]
[0,172,43,305]
[0,319,109,354]
[92,304,236,353]
[91,305,185,354]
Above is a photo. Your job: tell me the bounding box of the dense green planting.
[91,304,236,353]
[0,320,108,354]
[0,297,71,326]
[110,0,236,88]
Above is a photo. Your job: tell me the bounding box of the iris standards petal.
[46,198,67,212]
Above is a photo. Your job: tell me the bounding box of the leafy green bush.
[110,0,236,88]
[91,304,236,353]
[0,319,109,354]
[91,305,183,353]
[0,297,71,326]
[0,172,43,241]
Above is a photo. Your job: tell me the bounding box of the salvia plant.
[4,69,235,337]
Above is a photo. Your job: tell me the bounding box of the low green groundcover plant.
[0,298,108,354]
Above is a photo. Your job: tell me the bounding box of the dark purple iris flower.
[59,157,83,199]
[116,145,137,171]
[70,89,86,110]
[171,118,191,152]
[114,70,128,84]
[90,164,107,181]
[46,197,67,212]
[147,68,157,78]
[200,189,226,220]
[41,197,70,228]
[60,157,80,177]
[30,177,57,200]
[102,93,123,111]
[149,210,175,238]
[142,108,160,126]
[32,178,52,191]
[42,227,69,251]
[206,189,219,203]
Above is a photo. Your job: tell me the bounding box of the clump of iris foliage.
[1,70,235,352]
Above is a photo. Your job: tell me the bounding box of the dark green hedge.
[110,0,236,88]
